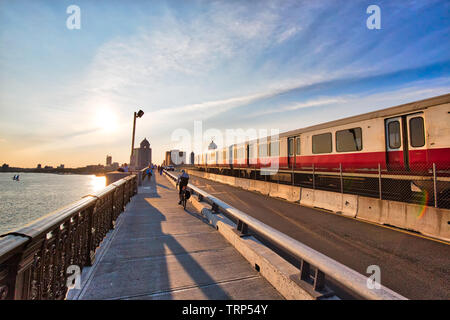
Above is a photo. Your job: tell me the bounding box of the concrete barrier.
[185,170,450,242]
[355,197,383,224]
[355,196,450,242]
[341,194,358,218]
[253,180,270,196]
[312,189,343,213]
[385,201,408,229]
[223,175,235,186]
[269,184,301,202]
[235,177,250,190]
[300,188,315,207]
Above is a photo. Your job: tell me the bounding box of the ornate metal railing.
[0,174,137,300]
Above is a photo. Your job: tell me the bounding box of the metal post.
[312,163,315,189]
[378,163,382,200]
[339,163,343,194]
[130,112,136,166]
[433,163,437,208]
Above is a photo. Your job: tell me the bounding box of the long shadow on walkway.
[74,174,281,300]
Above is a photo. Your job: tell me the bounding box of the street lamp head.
[137,109,144,118]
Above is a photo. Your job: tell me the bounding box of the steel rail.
[165,170,407,300]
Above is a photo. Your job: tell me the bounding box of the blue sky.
[0,0,449,166]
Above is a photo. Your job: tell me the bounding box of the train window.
[259,143,268,157]
[312,133,332,154]
[296,137,301,155]
[249,143,256,159]
[388,121,401,149]
[409,117,425,147]
[288,138,294,156]
[238,146,244,159]
[336,128,362,152]
[271,141,279,156]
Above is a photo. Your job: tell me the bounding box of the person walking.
[146,165,152,181]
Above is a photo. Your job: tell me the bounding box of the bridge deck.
[67,174,283,300]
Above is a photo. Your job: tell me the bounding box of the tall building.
[106,155,112,166]
[130,138,152,170]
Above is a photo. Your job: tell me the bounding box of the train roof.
[204,93,450,151]
[282,93,450,138]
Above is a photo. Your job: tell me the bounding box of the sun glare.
[94,107,119,132]
[90,175,106,192]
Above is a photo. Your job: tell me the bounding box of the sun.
[93,107,119,132]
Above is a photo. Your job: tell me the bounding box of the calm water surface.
[0,172,106,234]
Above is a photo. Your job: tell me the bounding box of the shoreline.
[0,170,106,177]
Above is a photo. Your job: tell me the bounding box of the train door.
[406,113,426,171]
[386,113,426,171]
[385,117,406,171]
[228,145,234,169]
[288,137,295,168]
[246,144,250,166]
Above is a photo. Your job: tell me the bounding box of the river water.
[0,172,106,235]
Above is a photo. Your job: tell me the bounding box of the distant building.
[111,162,119,170]
[37,164,42,169]
[165,151,172,166]
[190,152,195,165]
[106,155,112,166]
[58,164,65,169]
[208,140,217,150]
[165,149,186,165]
[130,138,152,170]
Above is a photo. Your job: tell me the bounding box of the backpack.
[185,190,191,200]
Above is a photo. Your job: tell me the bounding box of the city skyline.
[1,0,449,167]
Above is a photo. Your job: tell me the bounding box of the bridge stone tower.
[131,138,152,170]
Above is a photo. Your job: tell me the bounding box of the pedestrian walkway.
[68,173,283,300]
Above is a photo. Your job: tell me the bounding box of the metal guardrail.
[164,170,407,300]
[0,174,138,300]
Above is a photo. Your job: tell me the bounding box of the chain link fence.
[191,163,450,209]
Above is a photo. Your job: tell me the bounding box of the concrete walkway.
[68,173,283,300]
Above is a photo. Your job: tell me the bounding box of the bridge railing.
[164,170,406,300]
[0,174,138,300]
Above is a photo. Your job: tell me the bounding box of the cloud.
[277,26,302,43]
[247,97,350,118]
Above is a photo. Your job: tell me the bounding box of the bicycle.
[180,185,187,210]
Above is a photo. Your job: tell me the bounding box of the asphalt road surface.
[180,172,450,299]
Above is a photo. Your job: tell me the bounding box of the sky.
[0,0,449,167]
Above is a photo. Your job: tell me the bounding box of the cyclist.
[176,170,190,205]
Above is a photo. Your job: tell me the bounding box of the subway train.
[194,94,450,203]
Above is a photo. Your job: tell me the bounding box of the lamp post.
[130,109,144,169]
